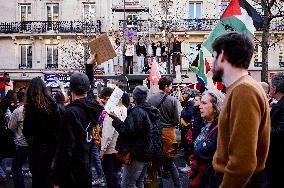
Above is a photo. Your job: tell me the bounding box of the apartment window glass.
[47,46,58,67]
[19,4,31,21]
[20,45,32,68]
[47,4,59,21]
[83,3,96,20]
[189,2,202,19]
[126,14,140,28]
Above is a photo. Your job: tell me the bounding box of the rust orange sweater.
[213,75,270,188]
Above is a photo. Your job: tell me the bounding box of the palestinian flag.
[203,0,263,54]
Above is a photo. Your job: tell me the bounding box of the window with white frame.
[19,4,31,21]
[20,45,32,68]
[126,14,140,28]
[220,0,229,13]
[189,2,202,19]
[47,3,59,30]
[46,45,58,68]
[83,3,96,21]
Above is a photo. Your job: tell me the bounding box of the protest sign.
[104,87,124,113]
[88,34,116,64]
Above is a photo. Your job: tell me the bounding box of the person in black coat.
[266,72,284,188]
[108,86,162,188]
[22,78,60,188]
[52,73,103,188]
[0,90,15,183]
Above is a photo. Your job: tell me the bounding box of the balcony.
[0,20,102,34]
[19,63,32,69]
[118,19,284,32]
[46,64,58,69]
[254,61,262,67]
[119,19,219,32]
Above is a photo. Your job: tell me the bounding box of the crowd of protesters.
[0,32,283,188]
[103,34,184,75]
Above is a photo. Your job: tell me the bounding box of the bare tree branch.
[269,33,284,47]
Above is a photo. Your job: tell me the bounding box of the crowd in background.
[103,35,183,75]
[0,32,284,188]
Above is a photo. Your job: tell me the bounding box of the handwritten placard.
[88,34,116,64]
[104,87,124,113]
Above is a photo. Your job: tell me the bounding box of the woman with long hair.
[23,77,60,188]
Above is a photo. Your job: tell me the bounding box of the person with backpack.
[148,76,182,188]
[52,72,103,188]
[108,86,162,188]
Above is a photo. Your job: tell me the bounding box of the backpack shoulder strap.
[156,94,168,109]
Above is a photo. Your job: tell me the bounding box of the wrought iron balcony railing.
[0,20,102,34]
[119,19,220,32]
[46,64,58,69]
[19,63,32,69]
[119,19,284,32]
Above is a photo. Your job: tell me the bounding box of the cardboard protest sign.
[88,34,116,64]
[104,87,124,113]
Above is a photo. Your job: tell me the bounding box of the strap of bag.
[202,124,218,142]
[156,94,168,109]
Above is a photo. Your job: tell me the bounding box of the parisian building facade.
[0,0,283,90]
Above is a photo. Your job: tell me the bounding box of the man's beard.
[212,67,224,82]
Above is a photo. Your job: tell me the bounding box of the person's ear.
[220,50,226,63]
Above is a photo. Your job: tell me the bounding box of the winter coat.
[267,96,284,174]
[192,106,204,142]
[111,102,163,162]
[181,100,194,124]
[193,120,218,164]
[23,99,60,149]
[52,97,103,186]
[0,98,15,157]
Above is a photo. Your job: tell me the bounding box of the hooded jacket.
[111,102,163,162]
[52,97,103,186]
